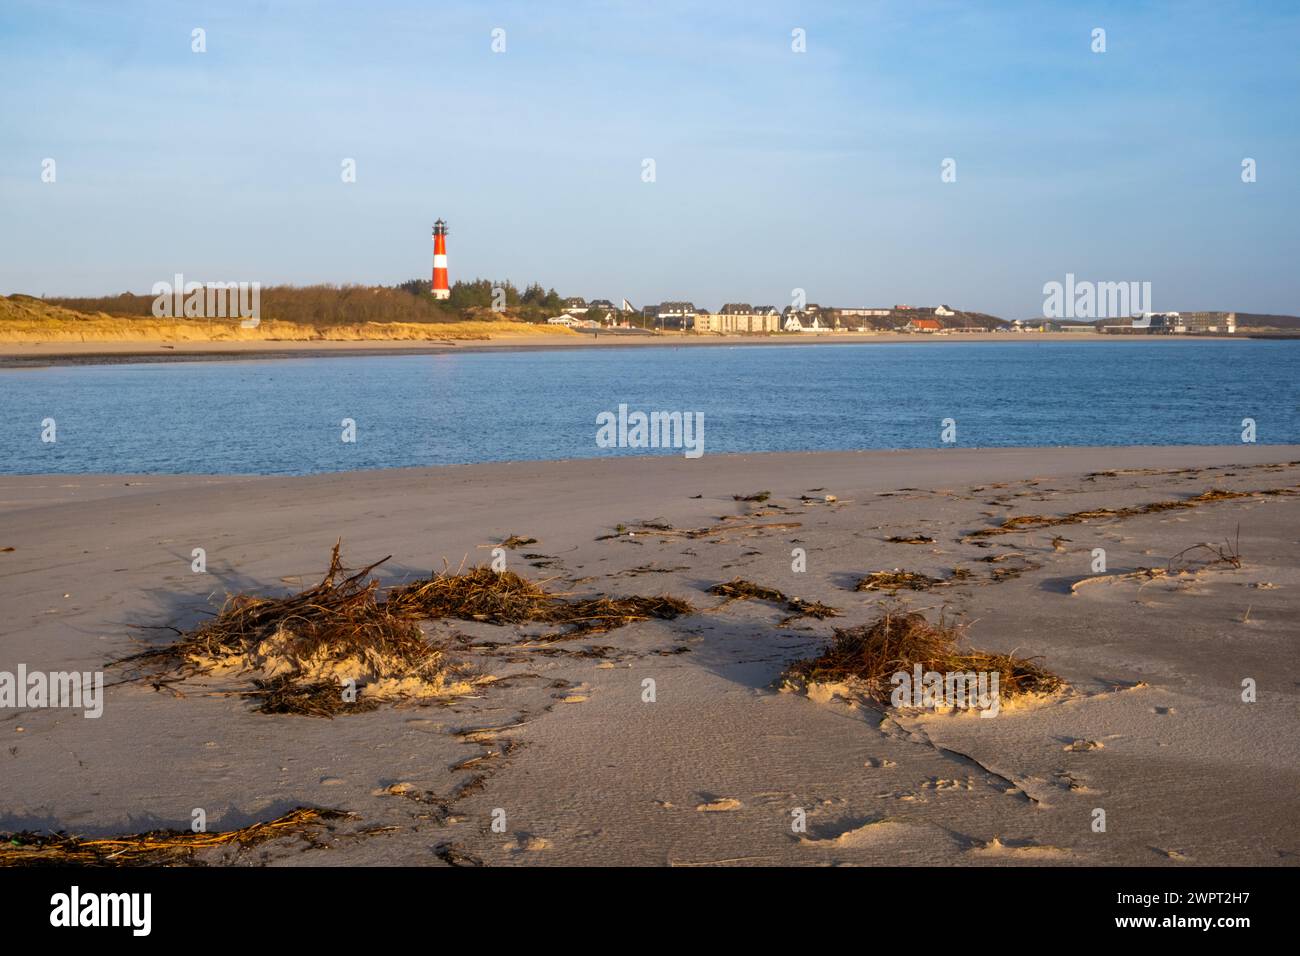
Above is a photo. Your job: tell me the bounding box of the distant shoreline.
[2,329,1284,369]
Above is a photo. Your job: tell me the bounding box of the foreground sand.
[2,446,1298,866]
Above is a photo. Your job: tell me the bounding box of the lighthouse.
[431,219,450,300]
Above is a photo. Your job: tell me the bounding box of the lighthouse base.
[433,289,450,300]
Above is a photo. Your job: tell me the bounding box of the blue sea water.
[1,340,1297,475]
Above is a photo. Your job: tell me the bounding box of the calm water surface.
[1,341,1296,475]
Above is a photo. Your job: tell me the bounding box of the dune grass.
[0,295,576,343]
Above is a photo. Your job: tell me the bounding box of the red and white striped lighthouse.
[431,219,450,300]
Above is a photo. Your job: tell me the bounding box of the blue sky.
[2,0,1297,318]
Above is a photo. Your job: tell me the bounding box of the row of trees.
[396,278,563,315]
[46,279,568,326]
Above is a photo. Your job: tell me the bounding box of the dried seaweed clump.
[708,578,839,622]
[386,565,555,623]
[0,808,349,867]
[250,676,382,718]
[784,610,1063,703]
[784,597,839,620]
[1168,528,1242,571]
[853,569,943,592]
[387,564,694,638]
[709,579,787,603]
[121,545,694,715]
[122,544,469,716]
[600,520,802,541]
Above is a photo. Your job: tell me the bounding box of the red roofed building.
[905,318,943,332]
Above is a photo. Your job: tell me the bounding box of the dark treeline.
[45,280,566,325]
[396,278,563,314]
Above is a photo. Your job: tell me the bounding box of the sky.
[2,0,1298,319]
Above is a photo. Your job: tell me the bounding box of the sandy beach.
[0,331,1223,368]
[2,445,1297,866]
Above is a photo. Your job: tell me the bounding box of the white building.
[784,313,827,332]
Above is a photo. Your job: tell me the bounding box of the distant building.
[891,304,954,319]
[1010,319,1042,332]
[651,301,698,329]
[826,304,961,327]
[783,312,828,332]
[905,318,943,333]
[1101,312,1236,335]
[1178,311,1236,333]
[1140,312,1181,332]
[547,315,579,327]
[696,308,782,334]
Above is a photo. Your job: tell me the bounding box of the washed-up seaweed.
[853,569,944,592]
[121,544,460,716]
[784,609,1063,703]
[387,564,694,638]
[967,488,1294,538]
[0,808,349,867]
[121,543,692,715]
[708,578,839,622]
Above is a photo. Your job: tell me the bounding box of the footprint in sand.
[968,837,1071,860]
[695,797,742,812]
[554,682,591,703]
[1052,771,1098,793]
[1151,706,1176,715]
[797,818,911,847]
[876,790,922,801]
[1063,739,1104,752]
[511,834,552,852]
